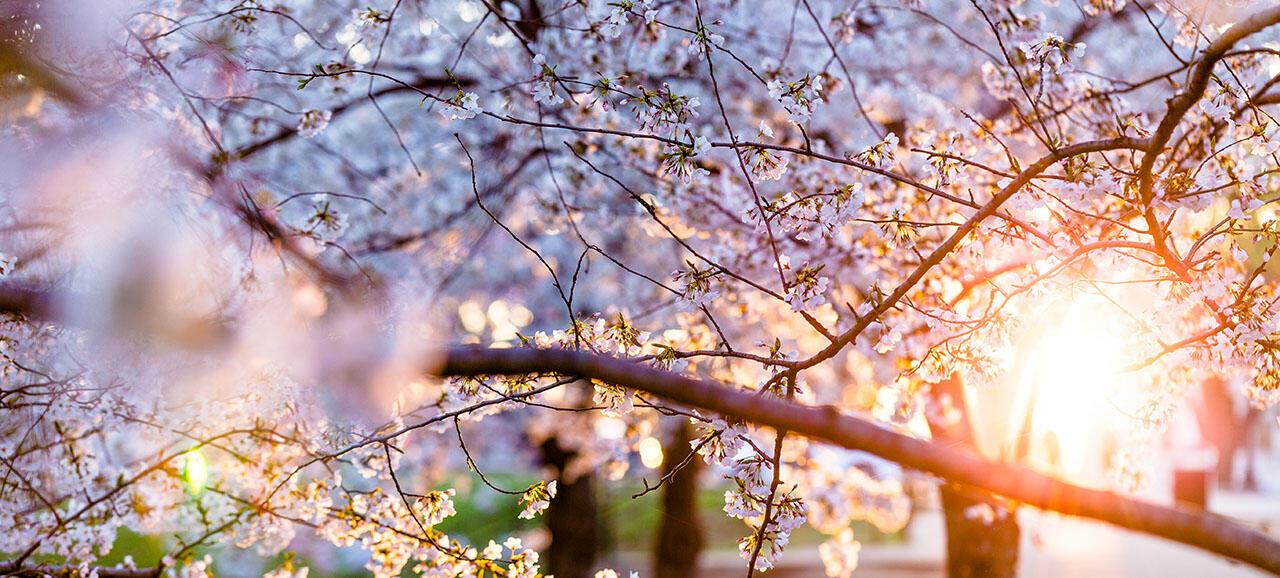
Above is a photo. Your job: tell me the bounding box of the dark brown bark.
[926,376,1020,578]
[541,437,601,578]
[0,562,154,578]
[938,485,1020,578]
[653,420,704,578]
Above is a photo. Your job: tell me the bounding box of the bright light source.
[487,32,516,48]
[292,284,327,317]
[662,329,688,341]
[457,1,482,22]
[182,449,209,495]
[1020,294,1126,482]
[638,437,664,469]
[458,301,487,334]
[596,417,626,440]
[335,25,357,46]
[487,300,510,326]
[349,43,372,65]
[509,304,533,328]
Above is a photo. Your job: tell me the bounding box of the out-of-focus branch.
[437,346,1280,577]
[0,282,58,320]
[0,44,87,108]
[223,74,472,166]
[0,561,156,578]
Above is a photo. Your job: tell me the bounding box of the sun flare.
[1019,296,1129,482]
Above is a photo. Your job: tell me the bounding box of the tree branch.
[0,561,157,578]
[1135,7,1280,275]
[437,346,1280,576]
[0,282,58,320]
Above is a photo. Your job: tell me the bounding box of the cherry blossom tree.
[3,0,1280,577]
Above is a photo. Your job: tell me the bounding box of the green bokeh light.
[182,448,209,495]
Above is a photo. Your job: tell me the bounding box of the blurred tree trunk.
[541,437,601,578]
[927,376,1020,578]
[937,485,1020,578]
[513,0,544,41]
[1195,377,1262,488]
[653,420,704,578]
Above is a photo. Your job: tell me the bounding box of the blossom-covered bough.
[436,345,1280,574]
[5,0,1280,577]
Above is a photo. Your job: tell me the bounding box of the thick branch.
[225,75,470,164]
[1136,7,1280,272]
[0,561,156,578]
[0,282,58,320]
[437,346,1280,576]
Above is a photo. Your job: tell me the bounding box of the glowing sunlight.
[1019,296,1127,483]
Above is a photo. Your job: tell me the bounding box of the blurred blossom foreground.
[1,1,1280,578]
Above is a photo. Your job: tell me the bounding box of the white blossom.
[297,109,332,138]
[518,480,557,519]
[440,91,482,120]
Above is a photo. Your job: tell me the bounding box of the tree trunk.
[1241,408,1264,491]
[1197,377,1238,486]
[541,437,601,578]
[653,420,704,578]
[1196,378,1264,488]
[926,376,1020,578]
[938,485,1020,578]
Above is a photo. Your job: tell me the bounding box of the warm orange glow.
[638,436,665,469]
[1019,296,1126,482]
